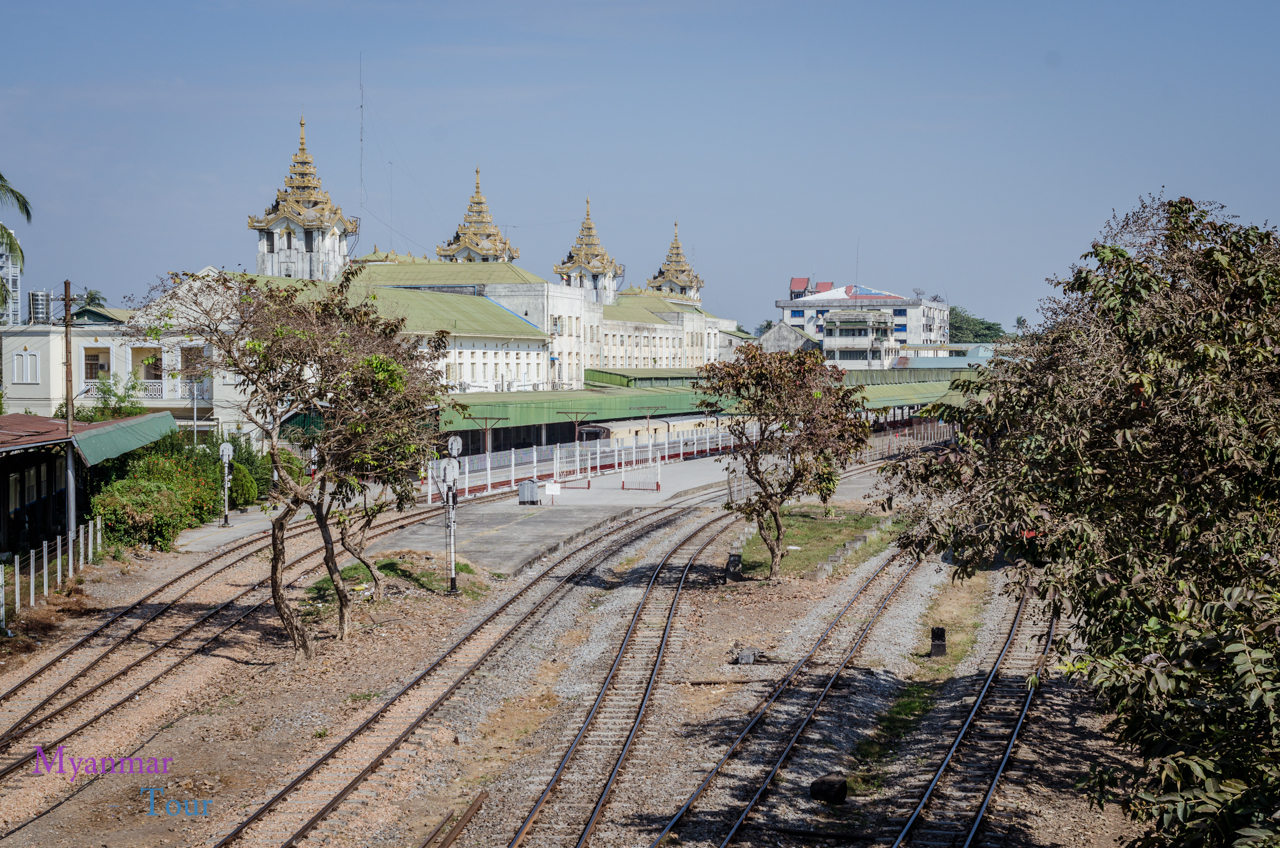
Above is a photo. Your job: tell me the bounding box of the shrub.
[93,479,191,550]
[229,461,258,508]
[127,453,221,524]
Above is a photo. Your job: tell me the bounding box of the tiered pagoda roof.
[647,223,703,297]
[436,169,519,262]
[248,117,357,235]
[553,199,621,278]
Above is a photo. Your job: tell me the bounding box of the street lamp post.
[219,442,233,527]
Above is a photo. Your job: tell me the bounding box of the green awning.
[74,412,178,466]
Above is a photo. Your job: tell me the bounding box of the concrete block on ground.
[810,772,849,804]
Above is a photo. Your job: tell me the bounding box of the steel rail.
[716,557,921,846]
[508,511,738,848]
[645,549,911,848]
[0,487,497,712]
[213,501,715,848]
[960,616,1057,848]
[575,515,738,848]
[0,489,514,746]
[888,588,1034,848]
[0,494,506,782]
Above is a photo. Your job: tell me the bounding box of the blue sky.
[4,1,1278,332]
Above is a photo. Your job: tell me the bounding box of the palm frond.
[0,171,32,223]
[0,224,21,278]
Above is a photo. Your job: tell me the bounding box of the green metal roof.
[73,306,135,324]
[724,329,757,340]
[364,287,547,340]
[860,382,954,409]
[602,303,671,325]
[351,258,550,286]
[75,412,178,466]
[442,385,706,431]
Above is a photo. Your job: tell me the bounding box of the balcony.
[180,379,212,400]
[84,379,165,400]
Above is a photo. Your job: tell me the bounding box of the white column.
[486,450,492,494]
[14,555,19,614]
[56,535,62,585]
[42,541,48,597]
[464,453,470,496]
[510,448,516,489]
[29,551,35,607]
[554,443,560,481]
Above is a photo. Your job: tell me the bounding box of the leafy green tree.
[888,197,1280,847]
[82,289,107,309]
[135,266,453,657]
[948,306,1003,343]
[696,344,869,578]
[0,169,31,289]
[754,319,774,337]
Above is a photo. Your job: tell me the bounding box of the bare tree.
[132,266,451,656]
[696,345,870,579]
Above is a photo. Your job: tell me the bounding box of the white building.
[777,284,948,348]
[0,227,20,325]
[820,310,901,370]
[248,117,359,281]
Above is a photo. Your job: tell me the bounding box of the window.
[84,352,107,381]
[304,229,314,252]
[825,328,835,337]
[285,230,294,250]
[870,350,882,359]
[816,310,829,316]
[265,232,275,253]
[838,328,857,337]
[790,310,804,318]
[824,350,836,360]
[839,350,868,360]
[894,324,907,333]
[893,308,907,317]
[12,351,38,384]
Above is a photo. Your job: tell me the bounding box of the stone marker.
[724,553,743,583]
[810,772,848,804]
[931,626,947,657]
[735,647,758,665]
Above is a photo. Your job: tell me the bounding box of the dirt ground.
[0,506,1149,848]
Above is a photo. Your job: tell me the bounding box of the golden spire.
[248,119,357,240]
[553,198,619,277]
[436,169,518,262]
[647,221,703,299]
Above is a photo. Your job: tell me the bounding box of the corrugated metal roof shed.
[442,385,705,430]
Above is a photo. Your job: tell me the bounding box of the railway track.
[0,488,489,744]
[0,490,516,749]
[635,549,920,848]
[882,585,1054,848]
[0,490,518,831]
[208,498,725,848]
[505,512,738,848]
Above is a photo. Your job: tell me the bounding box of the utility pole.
[59,281,82,546]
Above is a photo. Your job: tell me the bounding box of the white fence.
[1,516,102,632]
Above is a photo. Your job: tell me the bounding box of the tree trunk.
[758,505,787,580]
[313,507,354,640]
[270,502,313,661]
[340,518,383,601]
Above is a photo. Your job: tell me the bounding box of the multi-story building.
[820,310,901,370]
[248,117,359,281]
[0,228,20,325]
[777,282,948,348]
